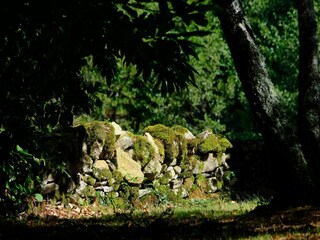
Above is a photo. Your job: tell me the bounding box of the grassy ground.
[1,193,320,240]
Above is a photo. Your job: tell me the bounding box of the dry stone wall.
[40,121,233,206]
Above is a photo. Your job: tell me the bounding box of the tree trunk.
[297,0,320,186]
[215,0,317,204]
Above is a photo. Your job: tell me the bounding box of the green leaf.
[16,145,32,156]
[35,193,44,202]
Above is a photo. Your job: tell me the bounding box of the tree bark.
[297,0,320,185]
[215,0,317,204]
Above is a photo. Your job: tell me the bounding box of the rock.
[173,166,182,175]
[170,179,183,189]
[138,189,152,198]
[191,159,204,174]
[166,166,177,180]
[81,154,93,173]
[202,153,219,173]
[183,129,195,140]
[67,180,76,193]
[145,132,163,163]
[115,133,134,150]
[41,182,59,195]
[105,160,116,171]
[93,160,112,180]
[115,148,144,185]
[83,174,96,186]
[111,121,123,136]
[95,186,113,193]
[221,153,230,169]
[143,158,162,180]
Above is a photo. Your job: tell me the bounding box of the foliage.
[78,11,259,139]
[0,0,211,211]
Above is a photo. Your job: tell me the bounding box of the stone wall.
[40,121,233,206]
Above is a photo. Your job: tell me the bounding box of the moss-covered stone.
[119,185,140,203]
[82,185,96,198]
[159,173,170,185]
[195,174,210,191]
[79,121,116,160]
[188,185,207,199]
[178,170,193,179]
[144,124,179,163]
[188,155,204,174]
[183,176,195,191]
[218,136,233,151]
[101,122,116,159]
[112,170,124,182]
[83,174,96,186]
[93,160,112,181]
[196,132,222,154]
[133,135,155,167]
[154,139,165,159]
[155,184,180,202]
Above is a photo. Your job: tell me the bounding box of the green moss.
[171,125,189,135]
[212,178,224,190]
[176,134,187,164]
[218,137,233,151]
[154,139,165,158]
[83,185,96,198]
[144,124,187,164]
[111,197,129,209]
[119,185,139,203]
[83,174,96,186]
[103,122,116,159]
[178,170,193,179]
[144,124,177,163]
[81,121,115,159]
[108,178,116,186]
[159,174,170,185]
[154,183,183,203]
[133,135,155,167]
[195,174,210,191]
[183,177,195,191]
[93,167,112,181]
[112,170,124,182]
[196,133,222,154]
[83,121,107,145]
[188,155,204,172]
[187,138,200,155]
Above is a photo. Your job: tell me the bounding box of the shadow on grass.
[1,204,320,240]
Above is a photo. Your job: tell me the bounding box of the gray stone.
[111,121,123,136]
[41,182,59,195]
[89,140,104,160]
[173,166,182,175]
[143,158,162,180]
[95,186,113,193]
[81,154,93,173]
[183,129,195,140]
[191,159,204,174]
[202,153,219,173]
[166,166,177,180]
[138,189,152,198]
[115,134,134,150]
[170,179,183,189]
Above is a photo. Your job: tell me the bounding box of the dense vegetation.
[0,0,319,214]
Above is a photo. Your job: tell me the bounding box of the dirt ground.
[1,203,320,240]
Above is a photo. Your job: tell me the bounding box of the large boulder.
[115,148,144,185]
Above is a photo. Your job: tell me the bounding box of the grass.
[1,193,320,239]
